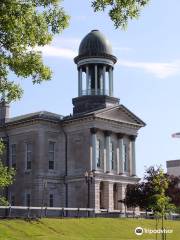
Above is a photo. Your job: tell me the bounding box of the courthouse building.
[0,30,145,211]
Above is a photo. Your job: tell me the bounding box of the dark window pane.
[96,140,101,167]
[110,142,114,170]
[123,144,128,172]
[26,143,32,170]
[27,161,31,170]
[12,163,16,168]
[11,195,15,206]
[11,144,16,168]
[48,152,54,162]
[48,142,55,170]
[49,194,54,207]
[49,161,54,170]
[26,194,31,207]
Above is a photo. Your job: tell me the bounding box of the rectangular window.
[11,194,15,206]
[11,144,16,168]
[110,142,114,170]
[48,141,55,170]
[49,194,54,207]
[26,193,31,207]
[96,139,101,167]
[26,143,32,170]
[123,144,128,172]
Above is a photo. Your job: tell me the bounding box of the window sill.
[24,170,32,174]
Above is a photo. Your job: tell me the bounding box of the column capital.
[129,135,137,141]
[90,128,98,134]
[104,130,112,137]
[117,133,124,139]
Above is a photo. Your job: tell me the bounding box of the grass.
[0,218,179,240]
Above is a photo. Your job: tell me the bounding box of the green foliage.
[125,166,175,240]
[0,140,15,205]
[124,183,142,208]
[125,166,176,213]
[0,1,150,103]
[0,0,69,103]
[92,0,150,29]
[0,160,15,188]
[166,175,180,207]
[148,167,175,216]
[175,206,180,214]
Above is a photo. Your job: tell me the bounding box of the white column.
[117,183,126,211]
[95,65,98,95]
[78,68,82,96]
[105,131,111,173]
[86,65,89,95]
[130,135,136,176]
[103,66,106,95]
[111,67,113,96]
[109,68,112,96]
[80,68,82,96]
[118,134,124,175]
[109,67,113,97]
[103,147,106,173]
[116,147,119,175]
[91,128,97,171]
[103,181,114,211]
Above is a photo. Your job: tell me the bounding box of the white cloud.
[118,60,180,79]
[52,37,81,49]
[33,42,180,79]
[36,46,77,59]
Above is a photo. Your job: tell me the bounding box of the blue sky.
[11,0,180,177]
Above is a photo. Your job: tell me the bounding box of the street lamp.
[84,171,94,212]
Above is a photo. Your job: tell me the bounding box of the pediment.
[94,105,145,126]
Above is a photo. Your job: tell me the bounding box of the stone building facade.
[167,160,180,177]
[0,30,145,211]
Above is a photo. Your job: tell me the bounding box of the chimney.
[0,101,10,125]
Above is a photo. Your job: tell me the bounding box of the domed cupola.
[76,30,116,60]
[73,30,119,114]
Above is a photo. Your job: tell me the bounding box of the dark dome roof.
[78,30,113,56]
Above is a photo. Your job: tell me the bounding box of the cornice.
[3,117,60,130]
[62,114,143,130]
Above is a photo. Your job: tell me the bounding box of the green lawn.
[0,218,179,240]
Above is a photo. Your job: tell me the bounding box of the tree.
[125,166,165,211]
[0,0,69,103]
[166,175,180,208]
[148,168,174,240]
[0,1,69,204]
[1,0,151,103]
[92,0,150,29]
[124,167,175,240]
[124,184,142,209]
[0,140,15,205]
[0,1,150,102]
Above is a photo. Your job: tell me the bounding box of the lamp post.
[84,171,94,215]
